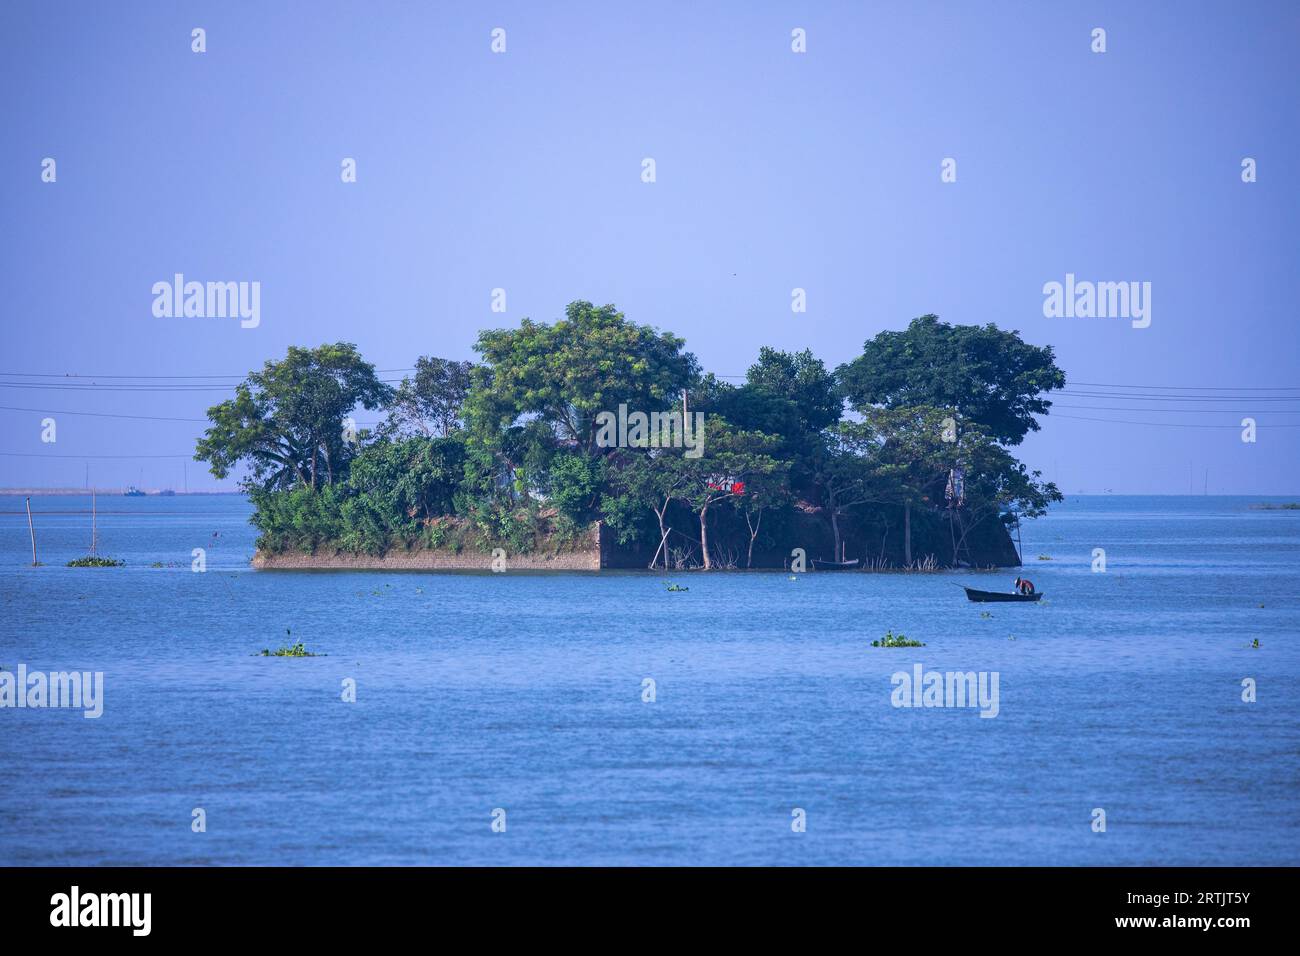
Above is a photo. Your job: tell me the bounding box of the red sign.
[706,477,745,495]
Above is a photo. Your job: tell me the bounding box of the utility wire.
[0,405,209,422]
[0,451,195,458]
[1052,414,1299,428]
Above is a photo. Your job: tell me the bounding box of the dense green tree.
[854,407,1059,565]
[809,424,880,563]
[466,301,700,455]
[602,448,698,565]
[545,452,606,531]
[699,350,840,490]
[697,375,802,446]
[212,305,1064,568]
[732,462,792,569]
[345,436,466,529]
[853,407,962,565]
[837,315,1065,445]
[195,343,392,491]
[667,416,786,570]
[383,356,474,438]
[746,347,842,435]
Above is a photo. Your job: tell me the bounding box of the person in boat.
[1012,576,1035,595]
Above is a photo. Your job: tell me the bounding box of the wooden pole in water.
[91,487,97,556]
[25,496,37,566]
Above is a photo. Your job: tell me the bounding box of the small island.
[195,304,1063,571]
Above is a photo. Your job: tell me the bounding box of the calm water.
[1,494,1297,866]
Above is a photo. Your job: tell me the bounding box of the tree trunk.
[648,499,670,570]
[746,508,762,569]
[829,507,842,562]
[699,503,711,570]
[903,501,912,566]
[654,497,671,570]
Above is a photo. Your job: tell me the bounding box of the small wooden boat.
[964,586,1042,603]
[813,558,860,571]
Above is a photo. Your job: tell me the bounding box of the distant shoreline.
[0,488,243,496]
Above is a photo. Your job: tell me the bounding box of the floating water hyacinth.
[872,630,926,648]
[66,556,124,568]
[259,628,318,657]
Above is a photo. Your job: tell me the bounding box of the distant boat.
[124,486,146,497]
[813,558,860,571]
[158,489,176,496]
[964,586,1042,603]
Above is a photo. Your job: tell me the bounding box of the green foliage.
[344,436,466,548]
[220,302,1065,568]
[871,630,926,647]
[250,436,466,555]
[259,642,315,657]
[195,342,392,491]
[382,356,474,438]
[66,556,124,567]
[466,301,699,455]
[250,484,344,553]
[461,501,540,554]
[838,314,1065,446]
[259,629,317,656]
[745,347,842,435]
[547,452,606,531]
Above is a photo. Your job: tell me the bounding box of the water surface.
[1,494,1297,865]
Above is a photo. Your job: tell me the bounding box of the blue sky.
[1,0,1297,492]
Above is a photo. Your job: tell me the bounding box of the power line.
[0,368,417,379]
[1069,381,1300,391]
[0,379,411,392]
[0,383,239,392]
[1058,391,1300,402]
[1053,404,1300,414]
[1,368,1294,391]
[0,405,386,425]
[0,405,208,422]
[0,451,194,458]
[1052,414,1298,429]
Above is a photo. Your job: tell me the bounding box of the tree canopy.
[837,314,1065,445]
[207,303,1064,569]
[194,342,391,491]
[382,356,473,438]
[466,301,700,455]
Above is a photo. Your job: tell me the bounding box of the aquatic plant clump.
[66,556,125,568]
[873,632,925,647]
[259,642,316,657]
